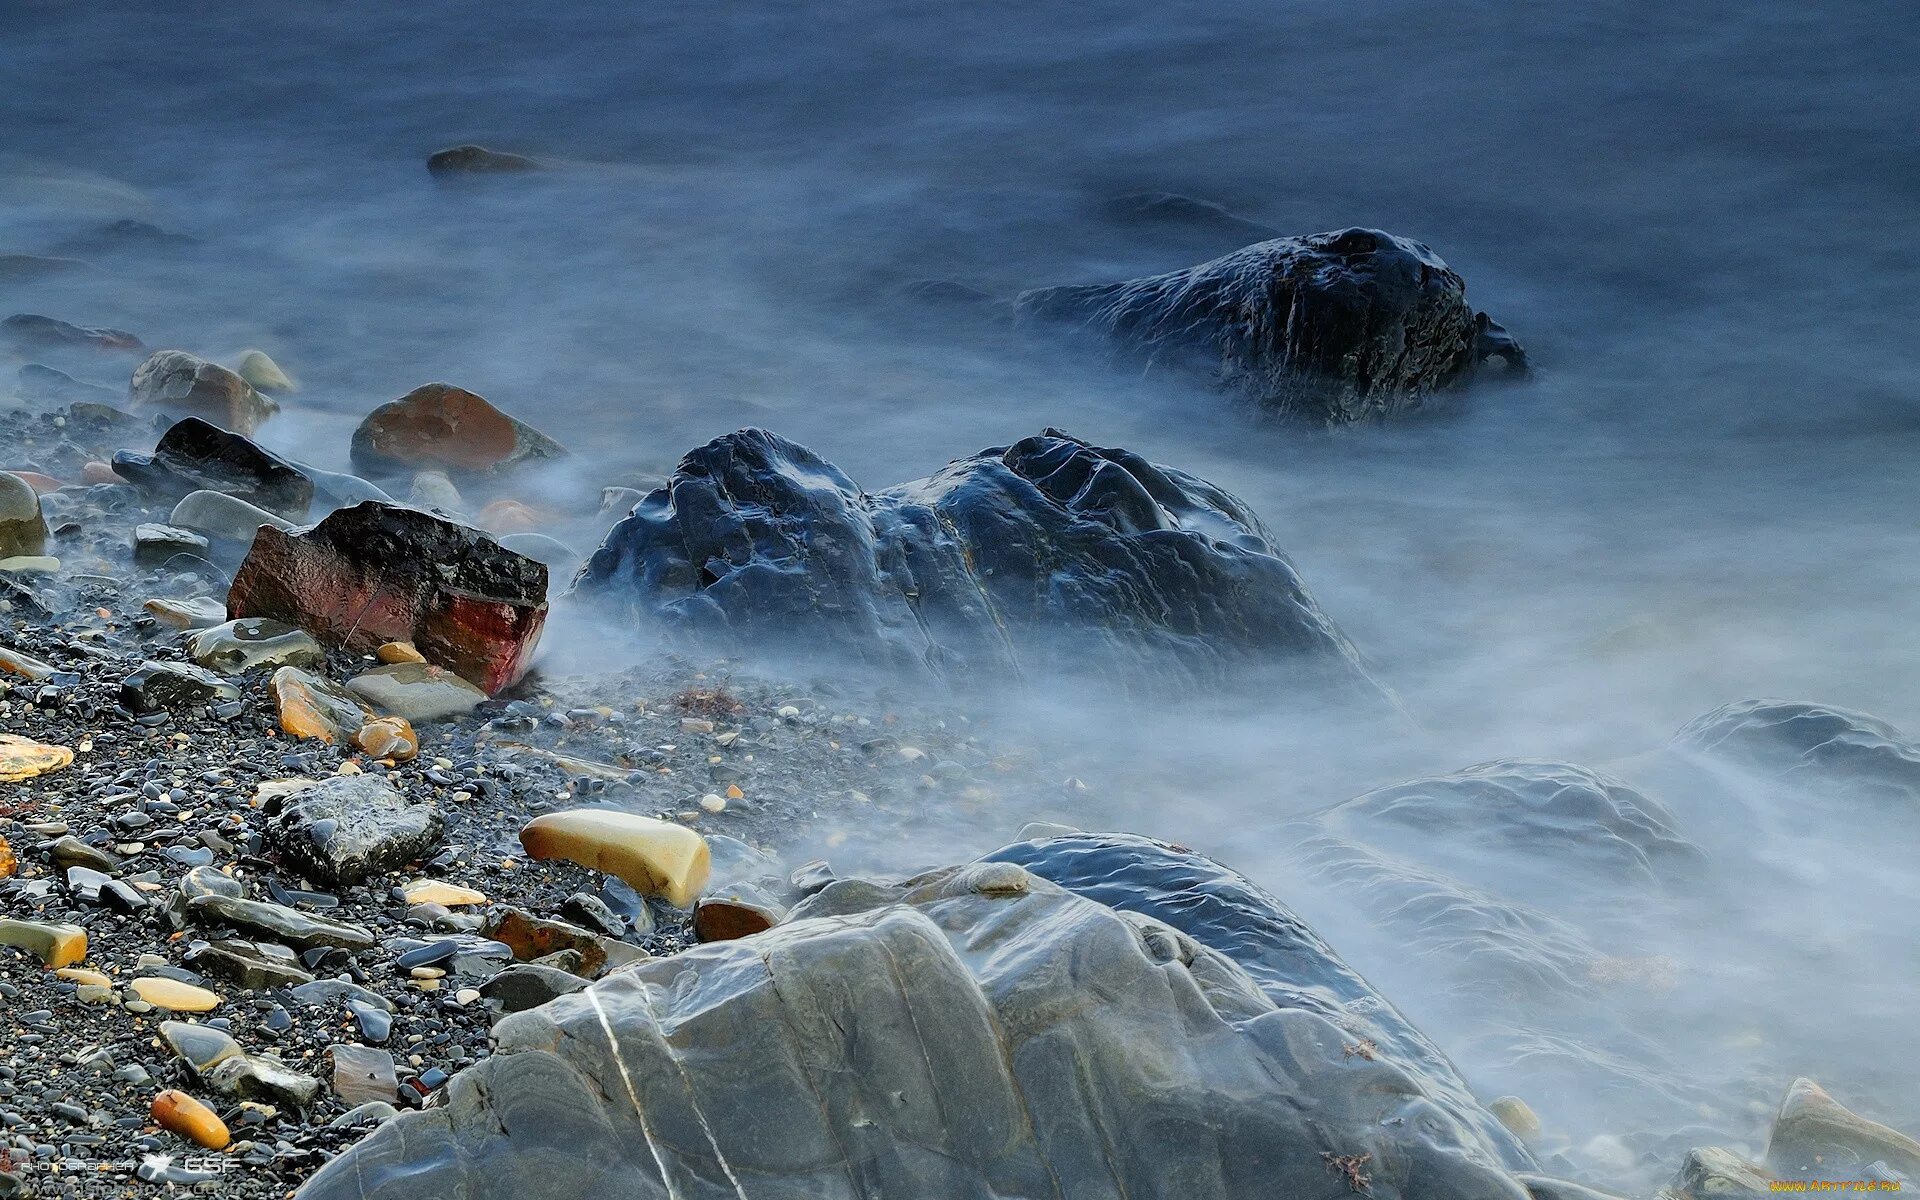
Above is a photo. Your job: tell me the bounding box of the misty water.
[6,0,1918,1190]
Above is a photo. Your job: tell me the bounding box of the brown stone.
[151,1089,231,1150]
[352,716,418,762]
[0,734,73,782]
[518,809,710,909]
[483,907,607,977]
[228,502,548,694]
[349,383,565,480]
[693,884,787,943]
[270,666,371,744]
[129,350,279,435]
[0,834,14,880]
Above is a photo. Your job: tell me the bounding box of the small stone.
[185,893,377,951]
[693,884,787,943]
[482,908,606,976]
[1489,1096,1541,1144]
[185,939,315,990]
[330,1044,398,1107]
[402,880,487,907]
[169,488,295,543]
[479,963,587,1012]
[454,987,481,1006]
[0,835,13,880]
[271,664,373,744]
[188,618,324,673]
[129,350,278,435]
[143,596,229,630]
[160,1020,243,1072]
[50,835,120,872]
[346,662,487,724]
[121,659,241,713]
[518,809,711,908]
[54,966,113,988]
[1,312,141,352]
[0,554,56,574]
[151,1089,231,1150]
[235,349,296,394]
[406,470,465,513]
[699,793,726,813]
[130,977,222,1012]
[133,522,211,566]
[205,1050,321,1109]
[179,865,245,900]
[376,640,426,665]
[0,917,86,966]
[0,645,55,680]
[0,734,73,784]
[113,417,313,517]
[352,715,419,762]
[0,472,49,560]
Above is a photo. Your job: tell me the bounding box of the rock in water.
[349,383,566,481]
[129,350,279,435]
[299,833,1543,1200]
[1764,1078,1920,1182]
[1669,698,1920,808]
[267,775,444,888]
[228,501,548,694]
[1,313,142,354]
[427,145,543,177]
[235,348,297,393]
[1015,228,1525,424]
[575,427,1381,697]
[112,416,315,518]
[0,472,49,559]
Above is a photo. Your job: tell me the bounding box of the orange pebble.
[476,498,543,534]
[151,1089,230,1149]
[4,470,61,494]
[81,461,124,485]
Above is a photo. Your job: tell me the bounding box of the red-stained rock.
[227,501,548,694]
[349,383,565,481]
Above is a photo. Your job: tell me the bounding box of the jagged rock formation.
[1015,228,1526,424]
[575,427,1382,699]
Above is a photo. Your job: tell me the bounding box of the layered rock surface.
[1015,228,1526,424]
[575,427,1381,698]
[297,833,1539,1200]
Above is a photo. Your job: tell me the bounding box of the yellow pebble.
[129,977,221,1012]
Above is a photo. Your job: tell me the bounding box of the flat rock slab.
[296,834,1543,1200]
[228,501,548,694]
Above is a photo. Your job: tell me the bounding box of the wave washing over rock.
[576,427,1384,698]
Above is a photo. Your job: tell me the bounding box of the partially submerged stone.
[427,145,543,177]
[518,810,711,909]
[129,350,279,435]
[346,662,486,724]
[170,489,297,544]
[235,349,297,393]
[350,382,566,481]
[1665,1147,1773,1200]
[1,313,142,354]
[113,416,313,518]
[133,522,210,566]
[0,733,73,781]
[1015,228,1525,424]
[576,428,1382,698]
[0,917,87,967]
[229,502,548,694]
[188,618,325,673]
[1764,1077,1920,1181]
[129,976,222,1012]
[151,1089,231,1150]
[266,775,444,888]
[0,472,49,560]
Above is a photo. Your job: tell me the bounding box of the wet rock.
[353,715,419,762]
[407,469,465,513]
[120,659,241,713]
[187,618,325,673]
[0,917,87,967]
[133,522,210,565]
[267,775,444,888]
[159,1020,244,1072]
[151,1089,231,1150]
[1015,228,1525,424]
[235,348,296,393]
[18,362,123,405]
[346,662,486,724]
[179,864,245,900]
[0,835,12,880]
[169,488,296,544]
[143,595,229,629]
[129,350,279,434]
[206,1049,322,1109]
[693,882,787,942]
[1671,698,1920,808]
[576,428,1382,697]
[112,416,313,518]
[1665,1147,1773,1199]
[482,907,607,976]
[0,645,56,680]
[1764,1078,1920,1182]
[477,962,587,1012]
[293,461,397,513]
[129,976,222,1012]
[185,939,316,990]
[557,892,621,936]
[299,832,1539,1200]
[0,472,48,559]
[403,880,487,907]
[427,145,543,176]
[1,313,142,354]
[228,501,548,694]
[0,734,73,782]
[518,810,710,908]
[331,1044,399,1107]
[1490,1096,1543,1145]
[50,836,120,872]
[376,640,427,665]
[350,382,566,481]
[185,893,377,951]
[496,531,578,571]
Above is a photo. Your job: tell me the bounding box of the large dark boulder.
[295,833,1542,1200]
[574,427,1382,698]
[112,416,315,520]
[1015,228,1526,424]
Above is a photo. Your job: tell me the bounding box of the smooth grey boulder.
[266,776,444,888]
[1764,1078,1920,1182]
[575,427,1384,701]
[1015,228,1526,424]
[1669,698,1920,808]
[297,833,1541,1200]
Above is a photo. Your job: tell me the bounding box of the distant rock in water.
[296,833,1542,1200]
[1670,698,1920,807]
[1,313,143,355]
[574,427,1383,698]
[350,382,566,482]
[426,145,542,178]
[1016,228,1526,424]
[129,350,279,436]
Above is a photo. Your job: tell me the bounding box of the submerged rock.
[228,501,549,694]
[298,832,1539,1200]
[113,416,314,518]
[170,488,296,545]
[266,775,444,888]
[576,427,1380,697]
[349,383,566,481]
[1670,698,1920,807]
[129,350,279,435]
[235,348,297,393]
[1764,1078,1920,1182]
[1015,228,1525,424]
[1,313,142,354]
[0,471,48,559]
[427,145,543,177]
